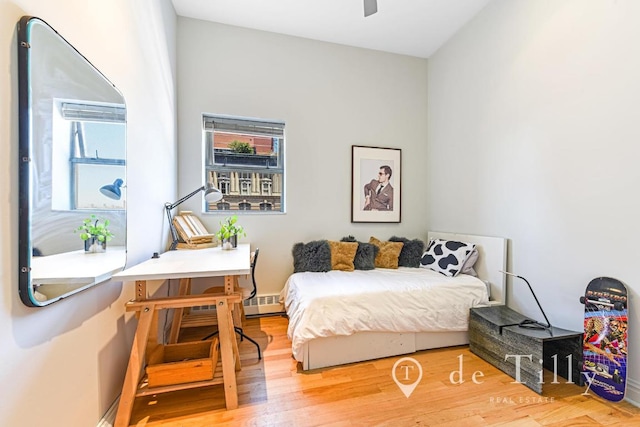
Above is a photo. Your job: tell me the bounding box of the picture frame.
[351,145,401,223]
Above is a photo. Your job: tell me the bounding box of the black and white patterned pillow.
[420,239,476,277]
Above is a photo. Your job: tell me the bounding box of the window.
[52,101,126,211]
[203,115,285,212]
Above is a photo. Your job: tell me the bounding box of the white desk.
[32,247,126,285]
[113,245,249,283]
[31,247,126,302]
[112,244,251,427]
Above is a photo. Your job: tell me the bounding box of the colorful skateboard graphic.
[580,277,628,402]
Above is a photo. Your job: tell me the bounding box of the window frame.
[203,114,285,213]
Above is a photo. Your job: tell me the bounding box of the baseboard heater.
[188,293,283,316]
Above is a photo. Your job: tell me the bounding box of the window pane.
[212,132,281,168]
[52,101,126,211]
[81,122,126,159]
[203,115,285,213]
[75,163,126,210]
[206,170,282,211]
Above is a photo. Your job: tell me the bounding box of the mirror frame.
[17,16,127,307]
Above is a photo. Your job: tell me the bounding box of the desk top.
[32,247,126,285]
[113,244,251,282]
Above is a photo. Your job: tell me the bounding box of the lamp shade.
[100,178,124,200]
[203,182,223,203]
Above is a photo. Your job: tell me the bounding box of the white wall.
[0,1,177,426]
[428,0,640,405]
[176,18,429,295]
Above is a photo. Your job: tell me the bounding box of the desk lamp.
[500,270,552,330]
[165,182,222,250]
[100,178,124,200]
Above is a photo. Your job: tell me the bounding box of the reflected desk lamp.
[100,178,124,200]
[165,182,222,250]
[499,270,552,330]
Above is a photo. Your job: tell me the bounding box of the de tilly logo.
[392,357,424,397]
[392,355,481,398]
[392,354,585,398]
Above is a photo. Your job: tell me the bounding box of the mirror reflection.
[18,16,127,307]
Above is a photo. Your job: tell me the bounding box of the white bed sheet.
[280,267,489,361]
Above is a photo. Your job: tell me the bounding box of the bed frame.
[299,232,507,370]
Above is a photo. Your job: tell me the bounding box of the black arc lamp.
[500,270,552,330]
[165,182,222,250]
[100,178,124,200]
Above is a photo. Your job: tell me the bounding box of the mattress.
[280,267,490,361]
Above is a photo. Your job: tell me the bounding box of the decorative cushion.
[389,236,425,268]
[420,239,476,277]
[341,236,379,270]
[292,240,332,273]
[328,241,359,271]
[369,236,404,269]
[461,248,479,276]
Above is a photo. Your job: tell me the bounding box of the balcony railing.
[213,150,278,168]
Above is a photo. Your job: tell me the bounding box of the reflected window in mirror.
[52,101,126,210]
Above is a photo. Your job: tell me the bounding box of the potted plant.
[75,214,114,253]
[216,215,246,250]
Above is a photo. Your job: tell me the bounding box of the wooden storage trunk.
[146,338,219,388]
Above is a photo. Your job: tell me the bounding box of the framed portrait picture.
[351,145,401,223]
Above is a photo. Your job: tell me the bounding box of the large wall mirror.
[17,16,127,307]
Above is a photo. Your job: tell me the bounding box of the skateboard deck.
[580,277,628,402]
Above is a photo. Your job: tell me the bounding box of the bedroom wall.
[427,0,640,405]
[176,18,429,296]
[0,1,177,426]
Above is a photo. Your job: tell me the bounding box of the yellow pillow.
[328,241,359,271]
[369,237,404,269]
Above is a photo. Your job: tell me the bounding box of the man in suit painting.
[363,165,394,211]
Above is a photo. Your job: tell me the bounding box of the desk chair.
[203,249,261,359]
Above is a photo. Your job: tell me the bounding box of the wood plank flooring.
[128,315,640,426]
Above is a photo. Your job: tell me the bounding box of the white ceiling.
[171,0,491,58]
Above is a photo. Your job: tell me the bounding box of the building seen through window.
[203,115,284,212]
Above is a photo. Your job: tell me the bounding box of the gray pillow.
[461,248,479,276]
[341,236,379,270]
[292,240,331,273]
[420,238,476,277]
[389,236,425,268]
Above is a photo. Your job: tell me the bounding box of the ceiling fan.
[364,0,378,17]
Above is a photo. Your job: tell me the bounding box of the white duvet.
[280,268,489,361]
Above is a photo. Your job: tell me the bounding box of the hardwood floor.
[128,315,640,426]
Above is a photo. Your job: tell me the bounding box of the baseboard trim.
[626,378,640,407]
[97,397,118,427]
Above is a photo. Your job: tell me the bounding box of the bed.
[280,232,507,370]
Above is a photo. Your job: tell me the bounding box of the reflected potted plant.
[215,215,246,250]
[75,214,114,253]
